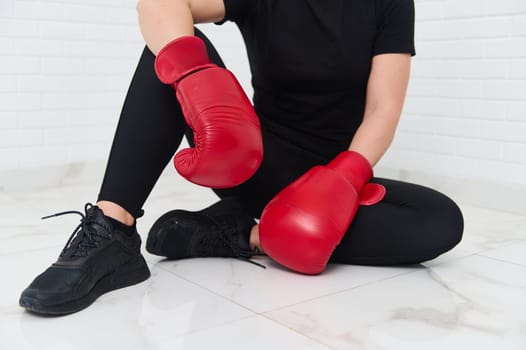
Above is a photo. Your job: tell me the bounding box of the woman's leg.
[329,178,464,265]
[20,29,233,315]
[216,131,463,265]
[246,179,464,265]
[97,28,226,222]
[150,121,464,265]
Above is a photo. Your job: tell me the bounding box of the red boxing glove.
[154,36,263,188]
[259,151,386,274]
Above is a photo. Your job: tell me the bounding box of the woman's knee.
[422,191,464,256]
[381,179,464,255]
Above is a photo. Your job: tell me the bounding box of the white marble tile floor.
[0,174,525,350]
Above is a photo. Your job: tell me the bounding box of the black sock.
[105,215,136,236]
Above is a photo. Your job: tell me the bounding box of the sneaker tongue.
[62,206,111,259]
[88,206,113,232]
[83,204,100,218]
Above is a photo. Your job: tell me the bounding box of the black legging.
[98,28,464,266]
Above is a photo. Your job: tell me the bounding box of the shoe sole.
[19,256,151,316]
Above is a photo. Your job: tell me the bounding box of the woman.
[19,0,464,315]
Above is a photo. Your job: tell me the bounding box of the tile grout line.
[256,251,510,348]
[257,249,492,315]
[154,259,423,316]
[458,203,526,219]
[259,268,423,315]
[475,253,526,269]
[154,262,262,314]
[462,239,524,261]
[256,313,337,350]
[156,309,335,350]
[151,263,336,349]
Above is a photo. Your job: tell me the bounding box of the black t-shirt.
[217,0,415,158]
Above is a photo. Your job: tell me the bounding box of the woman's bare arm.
[348,53,411,166]
[136,0,225,55]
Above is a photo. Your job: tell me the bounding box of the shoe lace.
[41,203,113,258]
[204,214,266,269]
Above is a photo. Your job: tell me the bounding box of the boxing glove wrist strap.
[327,151,373,191]
[154,36,216,85]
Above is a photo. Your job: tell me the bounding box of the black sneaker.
[146,198,264,268]
[19,203,151,315]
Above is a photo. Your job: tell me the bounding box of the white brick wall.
[380,0,526,187]
[0,0,249,173]
[0,0,144,171]
[1,0,525,189]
